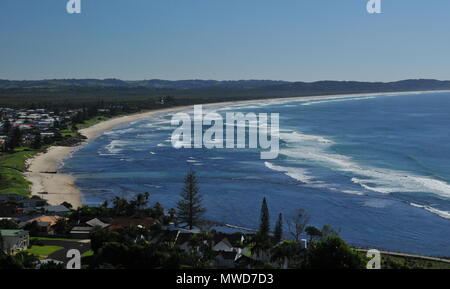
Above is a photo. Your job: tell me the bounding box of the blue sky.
[1,0,450,81]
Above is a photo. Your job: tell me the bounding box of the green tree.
[2,120,11,134]
[176,170,205,230]
[6,127,22,150]
[274,213,283,243]
[258,197,270,238]
[287,208,310,241]
[305,226,322,242]
[31,133,42,149]
[303,236,366,269]
[134,192,150,211]
[0,219,19,229]
[321,225,340,239]
[53,218,71,235]
[90,227,122,253]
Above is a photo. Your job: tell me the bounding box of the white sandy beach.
[23,90,450,208]
[24,105,194,208]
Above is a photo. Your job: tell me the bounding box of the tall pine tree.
[274,213,283,242]
[258,197,270,237]
[176,170,206,230]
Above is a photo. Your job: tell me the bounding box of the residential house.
[69,226,93,239]
[0,194,26,203]
[20,215,63,235]
[175,232,195,252]
[0,202,23,217]
[213,251,240,268]
[40,205,70,216]
[17,198,48,211]
[107,217,159,232]
[85,218,110,229]
[0,229,30,254]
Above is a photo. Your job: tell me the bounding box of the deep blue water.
[62,91,450,256]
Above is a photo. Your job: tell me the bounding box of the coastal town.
[0,104,329,269]
[0,103,368,269]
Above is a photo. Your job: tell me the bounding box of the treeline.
[1,78,449,110]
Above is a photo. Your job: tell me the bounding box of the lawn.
[77,116,110,130]
[382,254,450,269]
[0,148,39,196]
[30,237,85,242]
[26,245,64,259]
[81,250,94,258]
[60,129,77,137]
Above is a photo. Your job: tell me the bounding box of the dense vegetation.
[1,78,449,109]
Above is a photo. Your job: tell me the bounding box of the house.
[86,218,110,229]
[40,205,70,216]
[0,229,29,254]
[69,226,93,239]
[107,217,159,231]
[213,251,240,268]
[0,194,27,203]
[21,215,64,234]
[17,198,48,211]
[212,233,246,254]
[175,232,194,252]
[234,254,263,269]
[0,202,22,217]
[40,132,55,138]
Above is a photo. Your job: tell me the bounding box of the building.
[214,251,240,268]
[0,229,30,254]
[40,205,71,216]
[69,226,93,239]
[20,215,64,235]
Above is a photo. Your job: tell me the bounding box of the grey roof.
[0,229,28,237]
[41,205,70,212]
[70,226,93,232]
[86,218,109,228]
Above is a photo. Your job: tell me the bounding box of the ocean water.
[61,91,450,256]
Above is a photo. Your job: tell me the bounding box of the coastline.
[23,89,450,208]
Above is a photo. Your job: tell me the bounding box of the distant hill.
[1,78,449,108]
[0,79,288,90]
[0,78,450,92]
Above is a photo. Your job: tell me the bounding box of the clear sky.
[1,0,450,82]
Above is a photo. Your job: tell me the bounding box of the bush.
[303,236,367,269]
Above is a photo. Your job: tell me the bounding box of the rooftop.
[0,229,27,237]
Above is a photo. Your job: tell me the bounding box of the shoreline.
[23,89,450,208]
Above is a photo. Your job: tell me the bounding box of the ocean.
[61,91,450,256]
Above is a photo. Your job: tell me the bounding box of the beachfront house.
[0,229,30,254]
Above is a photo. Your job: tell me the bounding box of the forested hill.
[1,78,450,91]
[0,79,288,90]
[0,78,449,108]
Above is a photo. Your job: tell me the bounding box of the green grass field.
[0,115,111,197]
[81,250,94,258]
[77,116,110,130]
[30,237,85,242]
[26,245,64,259]
[381,254,450,269]
[0,148,39,196]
